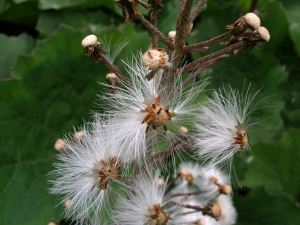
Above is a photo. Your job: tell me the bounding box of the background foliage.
[0,0,299,224]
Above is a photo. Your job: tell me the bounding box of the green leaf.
[243,129,300,202]
[0,0,10,15]
[234,187,300,225]
[0,33,35,80]
[38,0,83,10]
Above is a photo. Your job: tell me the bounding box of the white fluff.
[195,84,260,169]
[49,126,127,224]
[97,52,209,166]
[113,170,185,225]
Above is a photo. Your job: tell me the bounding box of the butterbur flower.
[49,127,127,224]
[113,171,184,224]
[195,85,260,169]
[212,195,237,225]
[99,53,209,165]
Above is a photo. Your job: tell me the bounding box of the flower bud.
[106,72,120,87]
[82,34,98,47]
[54,139,65,151]
[157,178,165,186]
[218,184,232,195]
[257,26,270,42]
[48,223,56,225]
[168,31,176,42]
[64,199,71,208]
[244,13,261,30]
[203,202,222,221]
[74,131,84,140]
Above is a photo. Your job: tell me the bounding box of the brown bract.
[83,42,107,63]
[94,157,123,190]
[234,124,248,149]
[140,97,174,132]
[148,204,170,225]
[147,0,164,10]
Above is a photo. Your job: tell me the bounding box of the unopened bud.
[74,131,84,140]
[168,31,176,42]
[196,219,206,225]
[178,168,188,177]
[64,199,71,208]
[209,176,218,184]
[54,139,65,151]
[203,202,222,221]
[48,223,56,225]
[82,34,98,47]
[185,173,194,183]
[141,49,170,71]
[257,26,270,42]
[179,126,188,134]
[106,72,120,87]
[157,178,165,186]
[218,184,232,195]
[244,13,260,30]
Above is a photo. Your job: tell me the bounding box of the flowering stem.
[249,0,259,12]
[181,41,245,73]
[183,31,232,54]
[190,0,207,22]
[135,13,174,50]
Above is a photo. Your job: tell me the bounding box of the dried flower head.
[115,0,150,23]
[226,13,261,35]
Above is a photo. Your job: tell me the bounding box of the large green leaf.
[0,33,35,80]
[234,187,300,225]
[243,129,300,202]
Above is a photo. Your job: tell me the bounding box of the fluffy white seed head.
[214,195,237,225]
[244,13,260,29]
[257,26,270,42]
[82,34,98,47]
[195,84,260,169]
[142,49,170,70]
[114,171,185,225]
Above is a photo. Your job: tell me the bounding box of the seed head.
[218,184,232,195]
[106,72,120,87]
[74,130,84,140]
[244,13,261,30]
[257,26,270,42]
[203,202,222,221]
[82,34,98,47]
[141,49,170,71]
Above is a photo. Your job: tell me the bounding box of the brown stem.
[176,0,194,48]
[135,13,174,50]
[182,41,245,73]
[249,0,259,12]
[183,31,232,54]
[171,190,203,198]
[150,142,193,166]
[190,0,207,22]
[150,5,159,49]
[169,201,204,211]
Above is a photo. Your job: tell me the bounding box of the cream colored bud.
[157,178,165,186]
[64,199,71,208]
[106,72,120,86]
[141,49,170,71]
[179,126,188,134]
[257,26,270,42]
[168,31,176,41]
[244,13,260,30]
[74,131,84,140]
[203,202,222,221]
[209,176,218,184]
[211,204,222,221]
[218,184,232,195]
[54,139,65,151]
[178,168,188,176]
[48,223,56,225]
[82,34,98,47]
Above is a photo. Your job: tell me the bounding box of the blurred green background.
[0,0,299,224]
